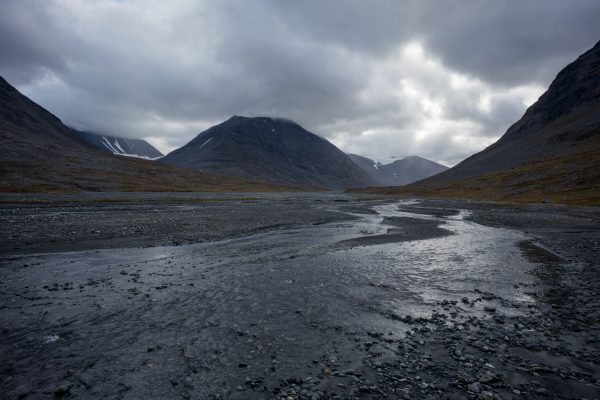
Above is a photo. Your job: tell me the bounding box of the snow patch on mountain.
[75,130,164,159]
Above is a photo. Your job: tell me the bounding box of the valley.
[1,193,599,399]
[1,5,599,400]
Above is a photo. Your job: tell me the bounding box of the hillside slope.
[75,130,163,159]
[162,116,377,189]
[0,77,299,193]
[350,41,600,205]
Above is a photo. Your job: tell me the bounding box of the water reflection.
[324,201,538,322]
[0,199,562,399]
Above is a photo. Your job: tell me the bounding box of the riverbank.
[1,194,598,399]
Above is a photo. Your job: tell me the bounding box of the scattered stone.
[536,387,549,396]
[478,391,500,400]
[478,371,500,384]
[468,382,483,393]
[52,382,73,398]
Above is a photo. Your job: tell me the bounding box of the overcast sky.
[1,0,599,165]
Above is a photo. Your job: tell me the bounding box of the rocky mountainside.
[351,41,600,205]
[427,39,600,182]
[348,154,448,185]
[346,154,383,179]
[75,130,163,159]
[161,116,377,189]
[0,77,298,192]
[0,77,91,163]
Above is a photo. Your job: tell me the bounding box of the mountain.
[0,76,300,193]
[381,156,449,185]
[350,41,600,205]
[75,130,163,159]
[347,154,383,177]
[161,116,377,189]
[348,154,448,185]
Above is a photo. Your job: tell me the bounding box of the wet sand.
[0,194,599,399]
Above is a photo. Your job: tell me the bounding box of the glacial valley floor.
[0,193,599,400]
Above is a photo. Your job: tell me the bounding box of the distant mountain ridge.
[0,76,299,192]
[75,130,163,159]
[348,154,448,185]
[161,116,377,189]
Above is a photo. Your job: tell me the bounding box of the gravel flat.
[1,193,599,400]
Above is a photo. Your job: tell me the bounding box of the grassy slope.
[0,124,317,193]
[0,157,319,193]
[0,77,320,193]
[350,148,599,206]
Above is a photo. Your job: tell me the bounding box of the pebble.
[536,387,549,395]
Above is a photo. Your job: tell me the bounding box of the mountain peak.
[161,117,376,189]
[227,115,300,127]
[347,154,448,186]
[392,155,422,163]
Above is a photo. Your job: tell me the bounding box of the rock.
[478,371,499,384]
[479,391,501,400]
[53,381,73,398]
[14,384,32,400]
[468,382,483,393]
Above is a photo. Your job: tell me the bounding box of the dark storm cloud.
[0,1,70,83]
[420,1,600,86]
[266,0,600,85]
[1,0,599,164]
